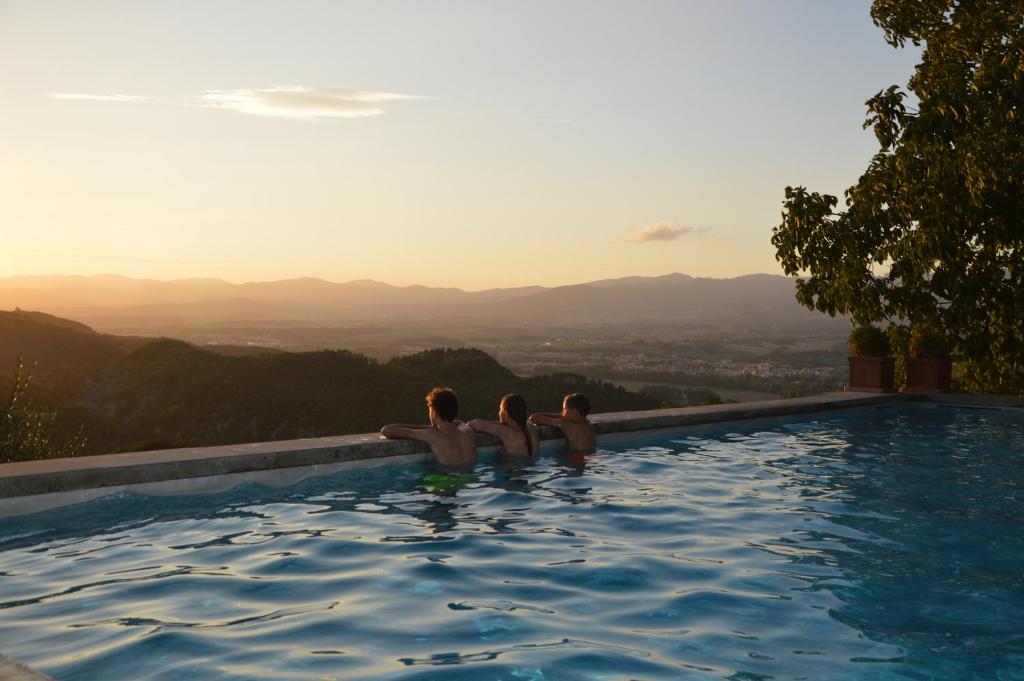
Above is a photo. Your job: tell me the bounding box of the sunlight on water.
[1,405,1023,680]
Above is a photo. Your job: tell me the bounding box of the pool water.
[2,404,1023,680]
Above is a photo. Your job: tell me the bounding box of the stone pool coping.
[1,390,1021,511]
[0,654,52,681]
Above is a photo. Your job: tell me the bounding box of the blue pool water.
[2,404,1023,680]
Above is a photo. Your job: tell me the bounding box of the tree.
[1,357,85,463]
[772,1,1024,394]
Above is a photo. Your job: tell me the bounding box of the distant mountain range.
[0,272,845,331]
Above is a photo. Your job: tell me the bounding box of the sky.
[0,1,920,290]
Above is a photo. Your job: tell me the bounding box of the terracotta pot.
[847,356,896,393]
[904,357,952,393]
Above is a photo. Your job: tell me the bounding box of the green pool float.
[422,472,474,492]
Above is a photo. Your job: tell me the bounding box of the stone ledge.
[912,391,1024,410]
[0,391,915,500]
[586,391,916,433]
[0,654,52,681]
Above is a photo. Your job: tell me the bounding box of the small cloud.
[626,221,705,243]
[49,92,152,103]
[192,86,430,120]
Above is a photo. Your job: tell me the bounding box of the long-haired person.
[468,393,539,456]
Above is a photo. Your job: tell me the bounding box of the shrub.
[0,357,85,463]
[848,325,891,357]
[886,324,910,391]
[909,326,950,359]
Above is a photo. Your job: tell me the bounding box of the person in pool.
[380,387,478,468]
[529,393,596,453]
[468,393,539,457]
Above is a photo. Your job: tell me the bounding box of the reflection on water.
[0,404,1022,680]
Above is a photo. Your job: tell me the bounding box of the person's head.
[499,393,532,455]
[499,393,528,427]
[562,393,591,419]
[426,387,459,425]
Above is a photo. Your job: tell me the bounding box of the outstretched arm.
[529,413,563,427]
[381,424,434,440]
[467,419,504,437]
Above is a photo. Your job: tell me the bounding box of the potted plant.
[847,325,895,392]
[904,326,952,393]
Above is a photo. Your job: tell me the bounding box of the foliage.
[699,390,723,406]
[639,384,684,401]
[1,357,85,463]
[883,323,951,388]
[909,325,950,359]
[887,324,911,391]
[29,341,661,458]
[638,384,728,407]
[848,325,892,358]
[771,1,1024,394]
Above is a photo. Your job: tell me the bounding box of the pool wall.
[2,391,1021,518]
[0,653,52,681]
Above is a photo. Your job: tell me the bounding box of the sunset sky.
[0,1,919,289]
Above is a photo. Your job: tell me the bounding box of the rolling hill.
[0,311,660,457]
[0,309,144,371]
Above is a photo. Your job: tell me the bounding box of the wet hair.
[564,393,591,417]
[426,387,459,422]
[500,393,532,455]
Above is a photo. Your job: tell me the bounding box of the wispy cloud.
[192,86,430,120]
[626,221,705,243]
[49,92,152,103]
[49,86,431,121]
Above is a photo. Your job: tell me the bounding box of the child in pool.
[380,387,477,468]
[529,393,596,453]
[468,393,539,457]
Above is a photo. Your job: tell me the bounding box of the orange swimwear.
[567,450,598,465]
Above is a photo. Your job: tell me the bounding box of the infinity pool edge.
[4,391,1018,516]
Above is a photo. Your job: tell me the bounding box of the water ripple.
[69,600,339,633]
[0,404,1021,679]
[397,637,652,666]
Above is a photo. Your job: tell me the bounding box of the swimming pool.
[1,404,1022,680]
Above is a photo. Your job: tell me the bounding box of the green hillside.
[2,311,660,456]
[0,309,142,372]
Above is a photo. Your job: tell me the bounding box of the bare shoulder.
[563,418,596,449]
[459,426,479,460]
[415,428,442,447]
